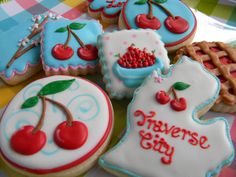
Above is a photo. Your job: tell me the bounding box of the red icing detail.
[134,109,210,152]
[170,98,187,111]
[106,0,124,8]
[10,125,46,155]
[77,44,98,61]
[117,45,156,68]
[203,61,216,70]
[164,16,189,34]
[220,56,233,65]
[0,76,113,174]
[121,1,197,48]
[156,90,170,104]
[135,14,161,30]
[52,44,74,60]
[54,121,88,150]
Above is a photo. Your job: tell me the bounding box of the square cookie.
[98,29,170,98]
[41,18,103,76]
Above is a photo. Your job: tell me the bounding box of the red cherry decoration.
[156,91,170,104]
[10,125,46,155]
[135,14,161,30]
[164,16,189,34]
[77,44,98,61]
[170,98,187,111]
[54,121,88,150]
[52,44,74,60]
[117,45,156,68]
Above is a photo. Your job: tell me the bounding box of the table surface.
[0,0,236,177]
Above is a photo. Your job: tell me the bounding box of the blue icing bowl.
[113,58,163,88]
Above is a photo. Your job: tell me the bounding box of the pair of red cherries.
[156,90,187,111]
[10,120,88,155]
[52,43,98,61]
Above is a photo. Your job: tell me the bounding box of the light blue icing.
[99,58,235,177]
[3,110,40,140]
[89,0,127,15]
[0,17,42,78]
[67,94,100,121]
[123,0,196,45]
[112,58,164,88]
[42,19,102,69]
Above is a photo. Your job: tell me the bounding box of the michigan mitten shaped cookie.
[99,57,234,177]
[0,76,113,177]
[174,41,236,113]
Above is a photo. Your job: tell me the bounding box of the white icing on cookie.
[0,76,112,172]
[99,57,234,177]
[98,29,170,99]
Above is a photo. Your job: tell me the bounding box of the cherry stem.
[147,0,153,19]
[64,26,71,48]
[32,96,46,134]
[70,29,86,49]
[172,88,179,100]
[39,95,74,126]
[6,16,49,68]
[151,0,175,18]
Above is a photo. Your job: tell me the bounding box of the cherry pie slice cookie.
[174,41,236,113]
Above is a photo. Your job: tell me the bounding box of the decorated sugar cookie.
[99,57,234,177]
[88,0,127,24]
[119,0,197,52]
[0,13,60,85]
[0,76,113,177]
[98,29,170,99]
[174,41,236,113]
[41,18,103,76]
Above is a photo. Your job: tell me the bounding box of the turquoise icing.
[42,19,102,69]
[112,58,164,88]
[0,17,42,78]
[89,0,126,15]
[123,0,196,44]
[67,94,100,121]
[99,58,235,177]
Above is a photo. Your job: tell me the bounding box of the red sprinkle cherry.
[156,91,170,104]
[135,14,161,30]
[77,44,98,61]
[170,98,187,111]
[54,121,88,150]
[10,125,46,155]
[164,16,189,34]
[52,44,74,60]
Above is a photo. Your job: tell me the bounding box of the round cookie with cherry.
[0,76,113,177]
[119,0,197,52]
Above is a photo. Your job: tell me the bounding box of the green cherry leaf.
[55,27,67,33]
[21,96,39,109]
[154,0,167,3]
[173,82,190,91]
[135,0,147,5]
[38,79,75,96]
[69,22,86,30]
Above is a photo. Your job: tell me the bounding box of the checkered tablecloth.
[0,0,236,177]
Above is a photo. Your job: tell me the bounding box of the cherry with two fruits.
[10,79,88,155]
